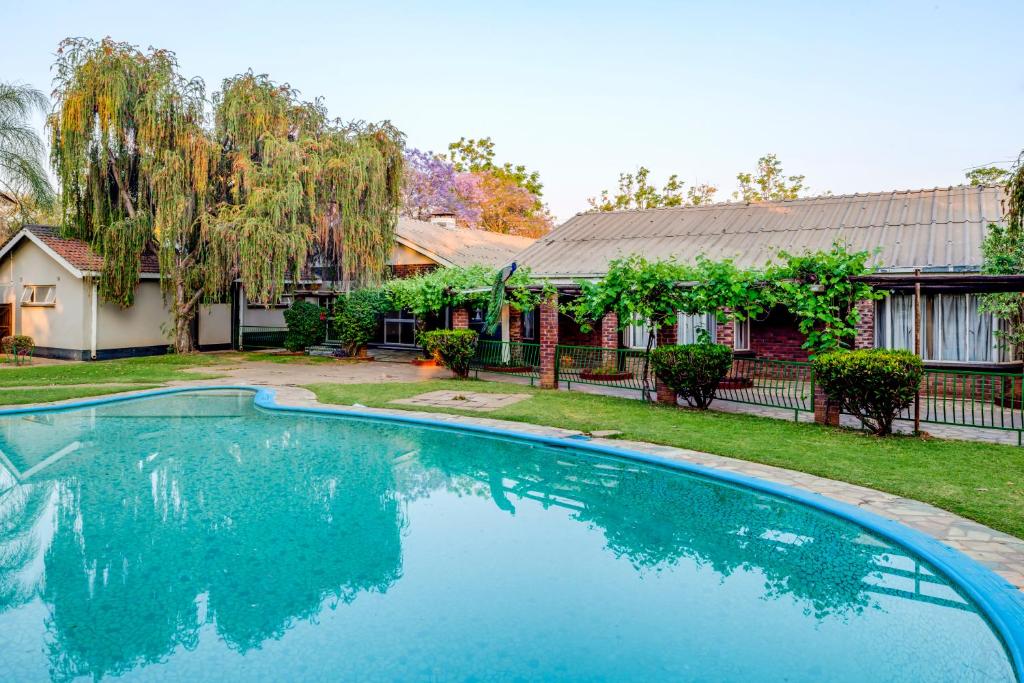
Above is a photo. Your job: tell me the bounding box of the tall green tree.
[966,165,1011,186]
[733,153,807,202]
[49,38,214,352]
[447,136,543,196]
[588,167,718,211]
[0,81,55,228]
[979,151,1024,357]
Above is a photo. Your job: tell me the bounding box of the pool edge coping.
[4,383,1023,678]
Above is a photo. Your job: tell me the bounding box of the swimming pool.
[0,387,1020,681]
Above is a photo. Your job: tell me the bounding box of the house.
[2,217,535,359]
[509,185,1013,371]
[0,225,231,359]
[238,215,535,349]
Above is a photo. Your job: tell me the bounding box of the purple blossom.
[402,148,481,227]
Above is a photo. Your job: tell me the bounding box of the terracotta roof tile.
[21,225,160,274]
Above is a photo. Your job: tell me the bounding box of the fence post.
[913,276,922,434]
[539,293,559,389]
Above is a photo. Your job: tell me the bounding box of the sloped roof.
[395,217,535,268]
[516,185,1007,281]
[0,225,160,277]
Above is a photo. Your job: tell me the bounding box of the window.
[875,293,1007,363]
[521,308,536,340]
[733,318,751,351]
[21,284,55,306]
[678,312,717,344]
[625,318,655,349]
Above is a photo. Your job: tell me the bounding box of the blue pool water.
[0,389,1016,681]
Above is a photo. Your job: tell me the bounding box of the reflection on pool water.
[0,390,1015,681]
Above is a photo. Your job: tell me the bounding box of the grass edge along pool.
[3,385,1023,681]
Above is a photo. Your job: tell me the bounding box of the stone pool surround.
[5,384,1024,677]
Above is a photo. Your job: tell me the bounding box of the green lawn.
[0,354,223,387]
[0,384,161,405]
[308,378,1024,539]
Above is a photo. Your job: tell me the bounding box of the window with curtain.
[875,293,1004,363]
[678,312,717,344]
[625,318,655,349]
[733,318,751,351]
[521,309,536,340]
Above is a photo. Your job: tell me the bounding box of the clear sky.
[3,0,1022,222]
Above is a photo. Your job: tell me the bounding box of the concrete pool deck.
[7,353,1024,591]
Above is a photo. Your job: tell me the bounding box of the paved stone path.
[8,353,1024,590]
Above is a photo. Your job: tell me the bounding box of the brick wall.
[391,263,436,279]
[854,298,875,350]
[539,294,559,388]
[717,319,734,347]
[749,308,809,361]
[509,308,522,343]
[452,307,469,329]
[657,325,677,347]
[559,313,602,347]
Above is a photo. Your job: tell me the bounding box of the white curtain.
[678,312,717,344]
[876,293,999,363]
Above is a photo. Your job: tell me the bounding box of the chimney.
[429,211,457,229]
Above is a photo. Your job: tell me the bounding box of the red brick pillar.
[509,308,523,343]
[539,294,559,389]
[452,307,469,330]
[853,298,875,350]
[599,311,618,349]
[814,384,840,426]
[653,323,677,404]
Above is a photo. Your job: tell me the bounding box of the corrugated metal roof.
[515,186,1007,280]
[395,218,535,268]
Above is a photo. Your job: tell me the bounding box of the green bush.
[1,335,34,355]
[334,288,387,356]
[813,349,923,435]
[650,343,733,409]
[420,329,478,378]
[282,301,326,352]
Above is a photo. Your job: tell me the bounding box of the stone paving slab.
[390,390,531,412]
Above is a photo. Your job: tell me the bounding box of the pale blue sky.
[3,0,1022,221]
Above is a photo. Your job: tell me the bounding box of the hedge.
[650,343,733,409]
[420,329,478,378]
[813,349,923,436]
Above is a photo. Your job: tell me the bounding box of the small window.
[21,285,56,306]
[733,318,750,351]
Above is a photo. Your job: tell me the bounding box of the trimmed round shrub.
[420,329,478,378]
[334,288,387,357]
[812,349,923,436]
[283,300,326,352]
[1,335,34,355]
[651,343,733,409]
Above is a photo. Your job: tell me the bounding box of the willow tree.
[204,73,404,308]
[49,40,404,353]
[49,38,214,351]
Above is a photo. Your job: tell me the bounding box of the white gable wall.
[5,239,89,352]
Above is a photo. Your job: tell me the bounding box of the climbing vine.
[380,265,548,320]
[562,244,880,356]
